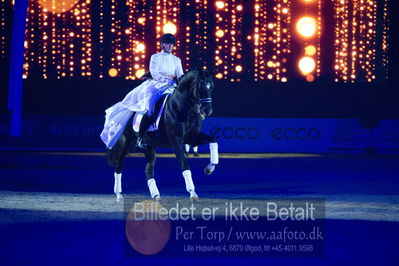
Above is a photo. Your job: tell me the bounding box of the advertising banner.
[1,115,398,154]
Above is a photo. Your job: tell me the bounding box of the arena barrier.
[1,116,398,154]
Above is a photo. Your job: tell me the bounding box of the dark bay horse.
[107,69,219,202]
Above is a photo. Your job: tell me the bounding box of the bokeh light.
[215,1,225,9]
[135,43,145,53]
[163,22,177,35]
[306,74,315,82]
[108,68,118,77]
[298,56,316,74]
[304,45,316,56]
[215,29,224,38]
[296,16,316,38]
[135,69,145,79]
[37,0,79,14]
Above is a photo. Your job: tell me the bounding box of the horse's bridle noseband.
[174,75,214,108]
[198,78,214,104]
[199,98,212,103]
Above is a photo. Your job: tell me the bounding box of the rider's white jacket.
[150,50,184,83]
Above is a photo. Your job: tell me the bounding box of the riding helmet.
[160,33,176,45]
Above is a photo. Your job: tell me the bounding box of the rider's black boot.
[136,112,153,148]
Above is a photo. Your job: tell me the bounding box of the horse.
[106,69,219,202]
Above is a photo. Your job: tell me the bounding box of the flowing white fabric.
[100,51,183,148]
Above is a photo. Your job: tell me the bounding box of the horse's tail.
[105,134,127,167]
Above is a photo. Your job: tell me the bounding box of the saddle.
[132,71,181,132]
[132,94,169,133]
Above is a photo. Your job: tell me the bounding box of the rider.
[100,33,183,149]
[136,33,184,148]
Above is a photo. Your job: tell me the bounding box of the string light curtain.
[182,0,211,72]
[23,0,92,79]
[0,0,14,60]
[252,0,291,82]
[0,0,5,59]
[333,0,377,82]
[315,0,322,79]
[213,0,244,82]
[108,0,123,78]
[126,0,148,80]
[12,0,390,82]
[381,0,389,80]
[155,0,181,55]
[293,0,321,82]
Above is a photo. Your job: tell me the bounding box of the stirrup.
[136,137,147,148]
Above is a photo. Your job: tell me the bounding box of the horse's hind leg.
[113,134,136,202]
[114,172,123,202]
[144,147,160,201]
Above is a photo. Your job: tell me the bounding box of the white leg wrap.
[193,146,198,153]
[114,173,122,194]
[182,170,195,192]
[185,144,190,153]
[210,142,219,165]
[147,178,160,199]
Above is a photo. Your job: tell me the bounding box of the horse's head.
[195,69,214,117]
[176,69,215,117]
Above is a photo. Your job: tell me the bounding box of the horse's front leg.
[170,136,199,202]
[189,132,219,175]
[205,141,219,175]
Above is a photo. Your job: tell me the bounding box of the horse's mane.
[176,70,198,92]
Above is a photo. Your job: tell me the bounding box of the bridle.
[174,74,214,107]
[197,78,214,104]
